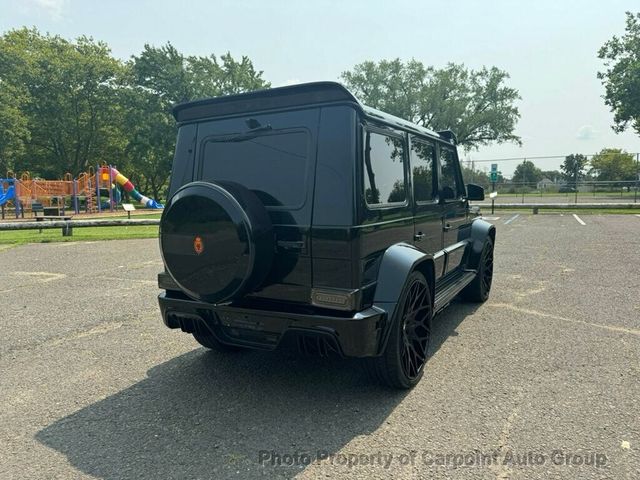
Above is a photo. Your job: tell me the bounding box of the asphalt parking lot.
[1,214,639,479]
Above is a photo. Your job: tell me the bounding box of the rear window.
[201,129,309,208]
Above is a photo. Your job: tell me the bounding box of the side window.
[363,130,406,206]
[439,146,463,199]
[410,138,436,202]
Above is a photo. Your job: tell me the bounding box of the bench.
[33,206,73,235]
[32,202,44,220]
[43,216,73,236]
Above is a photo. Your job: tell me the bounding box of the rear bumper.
[158,292,387,357]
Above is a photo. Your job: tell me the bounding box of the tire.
[461,238,494,302]
[192,330,243,352]
[367,271,433,389]
[160,181,274,304]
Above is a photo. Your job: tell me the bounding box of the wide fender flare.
[467,218,496,270]
[372,243,435,355]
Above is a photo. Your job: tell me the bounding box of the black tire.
[367,271,432,389]
[160,181,274,304]
[461,238,494,302]
[192,330,243,352]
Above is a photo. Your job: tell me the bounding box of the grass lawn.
[80,212,163,220]
[0,224,159,246]
[0,210,162,246]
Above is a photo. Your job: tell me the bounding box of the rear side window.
[439,145,463,199]
[201,130,309,208]
[410,138,436,202]
[363,131,406,206]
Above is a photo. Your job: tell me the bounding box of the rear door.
[358,126,414,289]
[409,136,445,279]
[438,143,469,276]
[195,108,320,303]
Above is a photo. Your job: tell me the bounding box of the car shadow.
[36,300,481,479]
[430,299,483,356]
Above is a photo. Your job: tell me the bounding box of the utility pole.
[521,158,526,204]
[635,153,639,204]
[574,159,579,205]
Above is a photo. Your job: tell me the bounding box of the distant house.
[537,178,554,190]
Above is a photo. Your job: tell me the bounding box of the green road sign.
[490,172,498,182]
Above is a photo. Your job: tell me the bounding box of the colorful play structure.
[105,167,163,209]
[0,166,163,219]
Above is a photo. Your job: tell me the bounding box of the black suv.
[158,82,495,389]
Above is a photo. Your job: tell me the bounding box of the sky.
[1,0,639,175]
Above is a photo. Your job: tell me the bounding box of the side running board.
[434,269,476,313]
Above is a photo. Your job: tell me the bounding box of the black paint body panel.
[160,82,495,357]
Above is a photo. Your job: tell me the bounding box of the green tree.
[0,28,127,177]
[561,154,589,187]
[511,160,542,184]
[0,83,29,174]
[598,12,640,136]
[126,43,270,199]
[590,148,636,181]
[461,166,490,189]
[341,59,521,150]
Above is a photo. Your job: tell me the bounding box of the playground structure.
[102,167,163,209]
[0,166,163,219]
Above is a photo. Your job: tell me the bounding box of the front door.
[438,144,469,276]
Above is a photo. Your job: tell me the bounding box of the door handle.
[443,223,452,232]
[414,232,425,242]
[276,240,305,251]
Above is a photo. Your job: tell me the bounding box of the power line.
[471,152,640,163]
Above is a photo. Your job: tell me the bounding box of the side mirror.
[466,183,484,201]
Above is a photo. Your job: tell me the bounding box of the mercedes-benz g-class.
[158,82,495,389]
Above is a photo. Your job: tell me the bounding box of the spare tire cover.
[160,181,275,303]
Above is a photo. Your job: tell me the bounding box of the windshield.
[201,129,309,208]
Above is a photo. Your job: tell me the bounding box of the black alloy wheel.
[480,241,494,297]
[367,271,432,389]
[399,276,432,381]
[461,238,494,302]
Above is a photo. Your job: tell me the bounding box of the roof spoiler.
[437,130,458,145]
[172,82,360,123]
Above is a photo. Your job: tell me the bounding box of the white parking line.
[480,216,501,221]
[573,214,586,226]
[504,214,520,225]
[636,214,640,218]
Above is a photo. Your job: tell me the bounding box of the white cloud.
[576,125,598,141]
[24,0,67,20]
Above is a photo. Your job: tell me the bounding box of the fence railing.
[0,218,159,237]
[464,151,640,204]
[476,180,639,204]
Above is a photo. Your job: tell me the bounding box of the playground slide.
[108,167,163,209]
[0,185,16,207]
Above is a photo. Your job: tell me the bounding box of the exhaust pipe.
[165,312,204,333]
